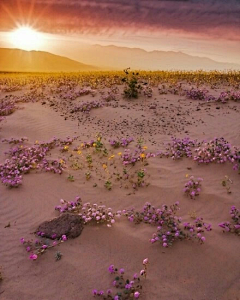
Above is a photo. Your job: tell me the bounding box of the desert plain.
[0,71,239,300]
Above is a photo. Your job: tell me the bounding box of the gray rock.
[37,213,84,239]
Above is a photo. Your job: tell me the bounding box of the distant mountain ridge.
[0,48,98,72]
[74,44,240,71]
[1,46,239,72]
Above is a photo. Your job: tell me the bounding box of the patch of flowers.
[0,137,72,187]
[92,258,149,299]
[123,202,211,247]
[20,234,67,261]
[2,137,28,144]
[218,206,240,235]
[184,176,203,199]
[186,88,212,101]
[121,148,148,166]
[102,87,119,102]
[0,99,17,116]
[230,147,240,173]
[109,137,134,148]
[142,86,153,98]
[55,197,121,227]
[193,137,233,164]
[74,100,103,113]
[57,87,96,101]
[163,137,200,159]
[217,91,240,103]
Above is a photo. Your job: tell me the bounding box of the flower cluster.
[230,148,240,173]
[92,258,149,299]
[57,87,96,101]
[163,137,199,159]
[0,99,16,116]
[193,137,232,164]
[55,196,82,213]
[121,149,147,166]
[142,86,153,97]
[219,206,240,235]
[0,137,70,187]
[102,87,119,102]
[124,202,211,247]
[217,91,240,103]
[55,197,121,227]
[20,234,67,261]
[2,137,28,144]
[109,137,134,148]
[74,100,103,113]
[184,176,203,199]
[186,88,210,100]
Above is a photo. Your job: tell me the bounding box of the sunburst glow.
[9,27,45,51]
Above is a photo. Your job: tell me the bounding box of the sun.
[9,26,45,51]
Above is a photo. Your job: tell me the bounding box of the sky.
[0,0,240,64]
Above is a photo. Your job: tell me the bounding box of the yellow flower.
[118,152,122,156]
[93,143,96,147]
[77,150,82,155]
[186,174,189,178]
[97,137,101,141]
[143,146,148,150]
[108,155,115,160]
[64,145,69,150]
[35,140,39,144]
[140,153,146,158]
[102,164,107,170]
[80,143,84,147]
[59,159,64,164]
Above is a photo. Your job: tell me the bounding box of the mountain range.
[0,48,98,72]
[73,44,240,71]
[0,46,239,72]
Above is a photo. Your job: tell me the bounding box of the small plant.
[130,169,148,189]
[86,154,93,168]
[104,180,112,191]
[136,137,144,149]
[188,210,197,219]
[55,251,63,261]
[92,258,149,299]
[219,206,240,235]
[67,174,74,182]
[222,175,232,194]
[85,171,91,180]
[184,176,203,199]
[122,68,141,99]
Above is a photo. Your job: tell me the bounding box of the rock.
[37,213,84,239]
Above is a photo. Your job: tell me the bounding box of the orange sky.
[0,0,240,64]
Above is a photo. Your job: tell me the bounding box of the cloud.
[1,0,240,40]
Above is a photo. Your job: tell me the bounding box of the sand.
[0,78,239,300]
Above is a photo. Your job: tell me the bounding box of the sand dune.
[0,75,239,300]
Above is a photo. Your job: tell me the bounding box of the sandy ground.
[0,83,239,300]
